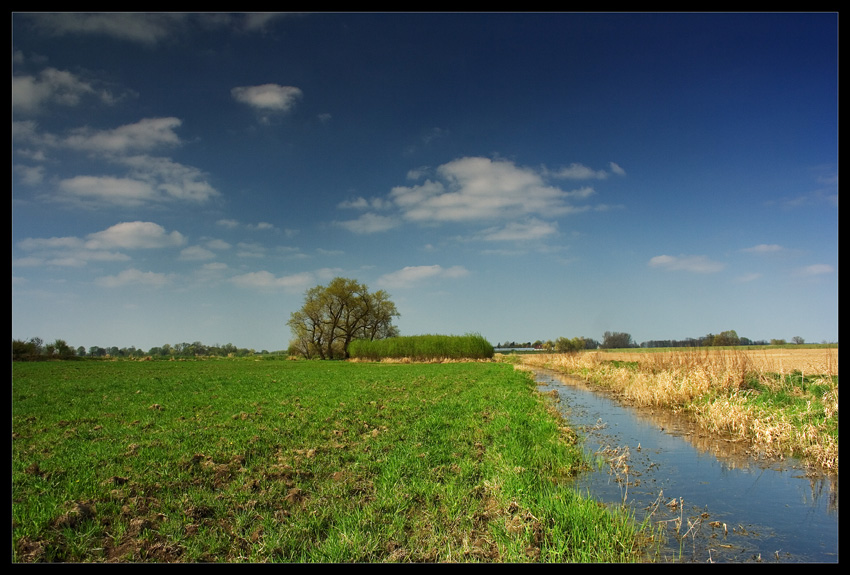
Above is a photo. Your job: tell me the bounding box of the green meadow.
[12,358,648,563]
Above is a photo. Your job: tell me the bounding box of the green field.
[12,358,647,563]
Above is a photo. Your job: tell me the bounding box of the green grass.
[13,358,646,563]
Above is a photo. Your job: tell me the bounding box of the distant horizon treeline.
[13,329,832,362]
[497,330,825,351]
[11,337,281,361]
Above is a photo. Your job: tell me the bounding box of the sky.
[12,12,838,352]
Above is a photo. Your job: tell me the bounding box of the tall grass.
[516,350,838,471]
[348,333,494,362]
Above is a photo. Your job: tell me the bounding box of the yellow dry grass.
[596,347,838,376]
[515,347,838,471]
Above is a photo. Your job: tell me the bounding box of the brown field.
[595,347,838,377]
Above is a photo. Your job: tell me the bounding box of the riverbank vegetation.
[514,348,838,471]
[348,334,494,362]
[13,359,647,563]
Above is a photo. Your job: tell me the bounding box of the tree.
[713,330,740,347]
[601,331,634,349]
[287,277,400,359]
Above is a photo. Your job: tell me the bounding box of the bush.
[348,334,494,361]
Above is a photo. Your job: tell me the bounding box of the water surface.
[531,368,838,563]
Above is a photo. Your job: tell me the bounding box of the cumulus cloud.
[64,117,182,154]
[390,157,588,223]
[84,221,186,250]
[14,234,130,267]
[232,84,302,113]
[377,265,469,289]
[15,116,220,207]
[648,254,725,273]
[12,67,117,114]
[15,223,184,267]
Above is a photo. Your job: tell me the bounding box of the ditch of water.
[530,368,838,563]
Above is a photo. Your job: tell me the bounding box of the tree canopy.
[287,277,400,359]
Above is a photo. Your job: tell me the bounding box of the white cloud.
[27,13,189,45]
[609,162,626,176]
[14,164,45,185]
[180,246,216,261]
[335,213,400,234]
[548,163,609,180]
[389,157,594,223]
[57,175,159,207]
[15,116,220,207]
[477,218,559,242]
[85,221,186,250]
[217,219,240,229]
[795,264,834,276]
[15,234,131,267]
[229,270,315,292]
[95,268,171,288]
[648,254,725,273]
[64,117,183,154]
[12,67,118,114]
[236,242,267,259]
[734,272,762,283]
[232,84,302,112]
[377,265,469,289]
[741,243,784,254]
[15,223,187,268]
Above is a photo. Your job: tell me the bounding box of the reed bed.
[515,349,838,471]
[348,334,494,362]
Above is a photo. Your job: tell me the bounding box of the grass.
[515,348,838,471]
[13,358,647,563]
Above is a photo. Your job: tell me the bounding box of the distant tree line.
[498,330,818,351]
[12,337,272,361]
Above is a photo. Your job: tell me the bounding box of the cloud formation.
[336,157,620,241]
[648,254,725,273]
[377,265,469,289]
[232,84,303,113]
[13,114,220,207]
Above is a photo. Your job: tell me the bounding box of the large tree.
[287,277,400,359]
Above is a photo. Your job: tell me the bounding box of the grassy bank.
[348,334,494,362]
[13,359,646,562]
[515,349,838,471]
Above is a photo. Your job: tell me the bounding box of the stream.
[530,368,839,563]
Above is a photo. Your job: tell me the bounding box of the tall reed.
[349,334,494,362]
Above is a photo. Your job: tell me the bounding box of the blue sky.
[12,12,838,351]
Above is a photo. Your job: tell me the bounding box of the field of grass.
[12,358,648,563]
[516,347,838,471]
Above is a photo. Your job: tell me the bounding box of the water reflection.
[532,368,838,563]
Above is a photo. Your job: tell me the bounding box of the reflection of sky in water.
[533,369,838,563]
